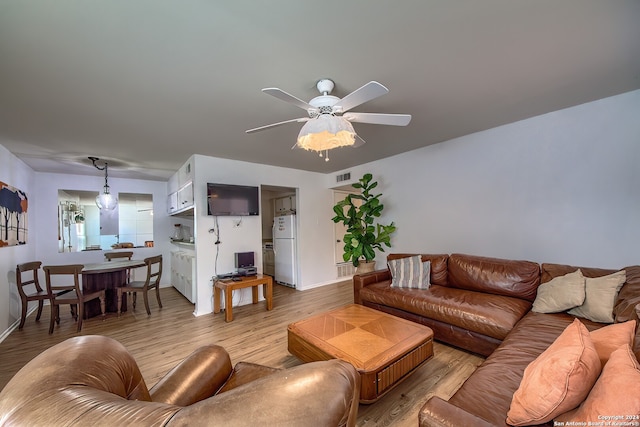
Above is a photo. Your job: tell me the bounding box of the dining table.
[81,259,146,318]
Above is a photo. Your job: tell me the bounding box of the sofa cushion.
[448,312,603,426]
[216,361,279,394]
[532,269,585,313]
[388,255,430,289]
[555,344,640,423]
[568,270,626,323]
[590,320,636,367]
[613,266,640,323]
[447,254,540,302]
[387,254,448,286]
[359,282,531,341]
[542,263,640,323]
[506,319,601,426]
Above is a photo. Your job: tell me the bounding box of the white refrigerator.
[273,215,297,288]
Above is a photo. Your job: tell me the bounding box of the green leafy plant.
[332,173,396,267]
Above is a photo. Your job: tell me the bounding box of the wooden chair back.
[43,264,84,295]
[15,261,47,329]
[105,251,134,261]
[143,255,163,289]
[16,261,44,297]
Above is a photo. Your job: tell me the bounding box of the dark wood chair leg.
[143,291,151,315]
[155,286,163,309]
[132,292,137,309]
[48,303,57,334]
[19,296,28,330]
[35,300,44,322]
[77,303,83,332]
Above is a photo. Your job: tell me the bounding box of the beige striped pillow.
[388,255,431,289]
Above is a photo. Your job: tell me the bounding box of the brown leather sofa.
[354,253,542,357]
[353,253,640,427]
[0,335,361,426]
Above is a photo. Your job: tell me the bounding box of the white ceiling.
[1,1,639,181]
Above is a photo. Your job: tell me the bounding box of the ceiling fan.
[246,79,411,157]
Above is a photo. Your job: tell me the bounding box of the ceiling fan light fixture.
[296,115,356,154]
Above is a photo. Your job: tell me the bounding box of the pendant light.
[89,156,118,210]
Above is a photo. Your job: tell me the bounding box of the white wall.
[331,89,640,269]
[192,155,337,316]
[32,172,172,271]
[0,145,37,336]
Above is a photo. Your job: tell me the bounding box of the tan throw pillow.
[568,270,627,323]
[506,319,601,426]
[590,320,636,367]
[388,256,430,289]
[555,344,640,423]
[532,269,585,313]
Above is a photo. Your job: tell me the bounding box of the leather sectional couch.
[353,253,640,426]
[0,335,361,426]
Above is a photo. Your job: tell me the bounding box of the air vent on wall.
[336,172,351,183]
[337,262,356,278]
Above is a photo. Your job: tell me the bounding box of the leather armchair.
[0,335,360,426]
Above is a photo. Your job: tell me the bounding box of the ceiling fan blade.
[343,112,412,126]
[262,88,313,111]
[353,134,366,148]
[246,117,309,134]
[332,81,389,113]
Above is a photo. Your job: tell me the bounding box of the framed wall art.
[0,181,28,247]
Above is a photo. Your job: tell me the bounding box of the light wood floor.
[0,281,484,427]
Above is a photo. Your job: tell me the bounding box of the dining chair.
[44,264,105,334]
[15,261,49,330]
[117,255,163,316]
[105,251,135,283]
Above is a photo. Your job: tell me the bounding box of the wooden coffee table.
[287,304,433,403]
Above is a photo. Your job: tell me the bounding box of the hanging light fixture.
[295,113,356,162]
[89,156,118,210]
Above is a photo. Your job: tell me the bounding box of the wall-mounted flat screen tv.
[207,183,259,216]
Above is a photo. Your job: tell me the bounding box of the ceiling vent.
[336,172,351,183]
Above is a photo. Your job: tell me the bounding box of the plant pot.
[356,260,376,275]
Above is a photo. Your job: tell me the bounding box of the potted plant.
[332,173,396,273]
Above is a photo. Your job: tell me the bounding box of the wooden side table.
[213,274,273,322]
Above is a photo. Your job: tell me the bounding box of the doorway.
[260,185,298,287]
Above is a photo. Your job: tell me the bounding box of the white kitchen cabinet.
[167,157,194,216]
[167,191,179,214]
[171,250,195,303]
[177,181,193,212]
[274,195,296,215]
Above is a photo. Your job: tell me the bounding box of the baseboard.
[297,277,353,291]
[0,306,38,344]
